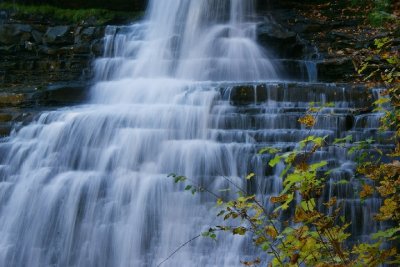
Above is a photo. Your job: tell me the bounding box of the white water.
[0,0,278,266]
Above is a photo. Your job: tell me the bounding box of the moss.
[0,2,143,25]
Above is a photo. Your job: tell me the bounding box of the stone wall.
[0,23,104,87]
[0,11,109,136]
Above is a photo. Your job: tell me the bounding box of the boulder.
[31,30,43,43]
[43,26,73,45]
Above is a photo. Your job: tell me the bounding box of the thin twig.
[157,234,201,267]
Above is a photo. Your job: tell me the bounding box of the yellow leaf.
[298,114,316,128]
[360,184,374,198]
[246,173,255,180]
[265,226,278,239]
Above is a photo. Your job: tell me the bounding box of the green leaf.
[374,97,390,106]
[274,193,294,212]
[184,185,192,191]
[372,227,400,240]
[310,161,327,171]
[324,102,335,107]
[301,199,316,211]
[201,232,210,237]
[269,155,282,167]
[333,135,353,144]
[246,173,255,180]
[258,147,280,155]
[282,173,303,194]
[261,241,271,251]
[173,175,187,183]
[232,227,247,235]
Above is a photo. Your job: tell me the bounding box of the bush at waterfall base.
[169,36,399,266]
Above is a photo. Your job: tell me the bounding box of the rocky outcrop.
[255,0,392,83]
[0,22,105,88]
[0,10,111,136]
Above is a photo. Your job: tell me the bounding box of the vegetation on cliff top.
[0,2,143,25]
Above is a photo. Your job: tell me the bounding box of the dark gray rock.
[257,16,304,59]
[0,24,32,45]
[0,44,17,54]
[91,39,104,56]
[229,84,268,105]
[31,30,43,43]
[317,58,355,82]
[0,113,12,122]
[76,26,103,43]
[43,26,73,45]
[32,82,89,106]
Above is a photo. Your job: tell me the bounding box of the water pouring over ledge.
[0,0,279,266]
[0,0,382,266]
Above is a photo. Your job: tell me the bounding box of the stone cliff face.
[0,10,114,136]
[0,23,104,87]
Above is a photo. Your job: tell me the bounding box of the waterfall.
[0,0,278,266]
[0,0,383,266]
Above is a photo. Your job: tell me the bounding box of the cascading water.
[0,0,277,266]
[0,0,384,266]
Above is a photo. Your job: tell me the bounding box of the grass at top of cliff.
[0,2,143,25]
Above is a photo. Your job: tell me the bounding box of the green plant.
[0,2,143,24]
[369,0,395,26]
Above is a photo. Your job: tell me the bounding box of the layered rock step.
[210,82,388,240]
[0,82,88,136]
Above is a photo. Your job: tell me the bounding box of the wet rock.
[0,93,26,106]
[91,39,104,56]
[230,85,256,105]
[76,27,104,44]
[0,125,11,136]
[0,113,12,122]
[0,24,32,45]
[227,82,371,108]
[31,30,43,43]
[43,26,73,45]
[73,44,91,54]
[0,44,17,54]
[317,58,355,82]
[257,16,303,59]
[0,10,7,21]
[33,82,89,106]
[293,23,325,34]
[38,45,59,55]
[345,115,354,131]
[229,84,268,105]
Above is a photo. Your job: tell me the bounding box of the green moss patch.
[0,2,143,25]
